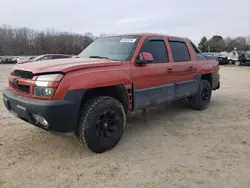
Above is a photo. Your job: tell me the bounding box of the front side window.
[169,41,190,62]
[78,35,140,61]
[140,38,169,63]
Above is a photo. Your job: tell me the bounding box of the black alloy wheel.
[96,110,120,139]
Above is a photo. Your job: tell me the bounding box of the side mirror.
[137,52,153,65]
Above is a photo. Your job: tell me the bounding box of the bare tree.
[0,25,94,55]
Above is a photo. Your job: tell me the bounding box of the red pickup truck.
[3,33,220,153]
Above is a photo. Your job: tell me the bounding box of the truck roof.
[101,33,188,40]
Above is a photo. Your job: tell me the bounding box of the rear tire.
[78,96,126,153]
[189,80,212,110]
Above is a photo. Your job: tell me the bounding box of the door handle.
[167,68,173,73]
[189,66,195,71]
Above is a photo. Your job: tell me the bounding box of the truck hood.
[13,58,123,74]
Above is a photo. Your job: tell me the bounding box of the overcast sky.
[1,0,250,44]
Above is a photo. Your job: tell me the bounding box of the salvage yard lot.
[0,64,250,188]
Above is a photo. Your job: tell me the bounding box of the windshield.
[78,35,140,61]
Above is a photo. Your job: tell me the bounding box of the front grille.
[12,83,30,93]
[13,70,34,79]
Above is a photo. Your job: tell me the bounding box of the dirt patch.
[0,65,250,188]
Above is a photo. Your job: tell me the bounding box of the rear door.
[168,39,198,99]
[132,37,175,110]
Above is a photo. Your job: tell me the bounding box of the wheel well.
[81,85,129,113]
[201,74,212,86]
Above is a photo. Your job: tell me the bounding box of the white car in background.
[227,52,239,64]
[12,57,20,63]
[16,56,28,63]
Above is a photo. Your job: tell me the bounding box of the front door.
[132,37,175,110]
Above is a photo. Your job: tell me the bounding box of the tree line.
[198,35,250,53]
[1,25,250,56]
[0,25,95,56]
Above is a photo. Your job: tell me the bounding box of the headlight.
[36,73,63,82]
[34,87,55,97]
[34,74,63,97]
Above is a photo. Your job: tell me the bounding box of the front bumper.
[212,72,220,90]
[2,89,85,133]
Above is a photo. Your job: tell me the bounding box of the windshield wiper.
[89,56,109,59]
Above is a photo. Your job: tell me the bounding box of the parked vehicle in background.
[203,53,229,65]
[18,54,72,64]
[0,57,17,64]
[27,56,35,61]
[237,52,250,66]
[17,56,36,63]
[15,56,28,63]
[3,33,220,153]
[202,53,229,65]
[12,57,19,63]
[227,52,239,64]
[216,53,229,65]
[203,53,217,59]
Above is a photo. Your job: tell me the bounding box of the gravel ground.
[0,64,250,188]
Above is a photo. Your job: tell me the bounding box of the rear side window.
[140,38,169,63]
[190,41,207,60]
[169,41,190,62]
[191,42,201,54]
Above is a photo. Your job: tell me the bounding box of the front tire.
[235,61,241,66]
[189,80,212,110]
[78,96,126,153]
